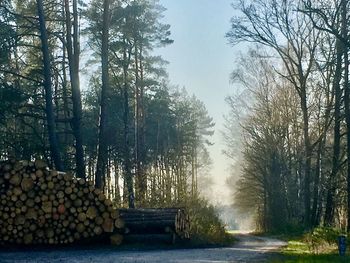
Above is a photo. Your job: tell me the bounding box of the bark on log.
[118,208,190,240]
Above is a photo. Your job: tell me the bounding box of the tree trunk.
[61,20,70,164]
[311,138,323,226]
[122,37,134,208]
[135,43,146,205]
[134,42,141,204]
[325,38,343,226]
[341,0,350,233]
[123,81,134,208]
[63,0,86,179]
[36,0,63,171]
[300,87,311,227]
[113,159,121,206]
[95,0,110,188]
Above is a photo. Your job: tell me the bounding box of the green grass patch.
[285,240,311,254]
[271,251,350,262]
[269,235,350,262]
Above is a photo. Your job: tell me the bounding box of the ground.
[0,233,286,263]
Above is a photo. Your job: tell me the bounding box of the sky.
[155,0,241,204]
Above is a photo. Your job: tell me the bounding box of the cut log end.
[0,159,124,247]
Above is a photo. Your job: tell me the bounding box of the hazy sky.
[156,0,240,204]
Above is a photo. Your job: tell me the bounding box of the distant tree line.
[225,0,350,233]
[0,0,214,208]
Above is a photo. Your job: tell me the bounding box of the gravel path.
[0,233,286,263]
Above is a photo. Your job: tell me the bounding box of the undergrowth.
[186,198,235,246]
[269,227,350,262]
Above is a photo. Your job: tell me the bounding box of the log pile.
[119,208,190,243]
[0,159,124,246]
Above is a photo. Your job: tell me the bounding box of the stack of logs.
[0,159,124,246]
[119,208,190,243]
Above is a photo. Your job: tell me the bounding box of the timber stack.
[0,159,124,246]
[119,208,190,243]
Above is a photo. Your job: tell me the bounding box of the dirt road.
[0,233,286,263]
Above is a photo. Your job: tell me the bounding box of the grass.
[269,237,350,262]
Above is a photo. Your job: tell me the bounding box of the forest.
[2,0,350,260]
[0,0,216,212]
[225,0,350,234]
[3,0,350,250]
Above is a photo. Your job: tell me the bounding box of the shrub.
[186,198,234,246]
[304,227,343,254]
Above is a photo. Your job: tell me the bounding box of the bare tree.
[303,0,350,232]
[227,0,320,226]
